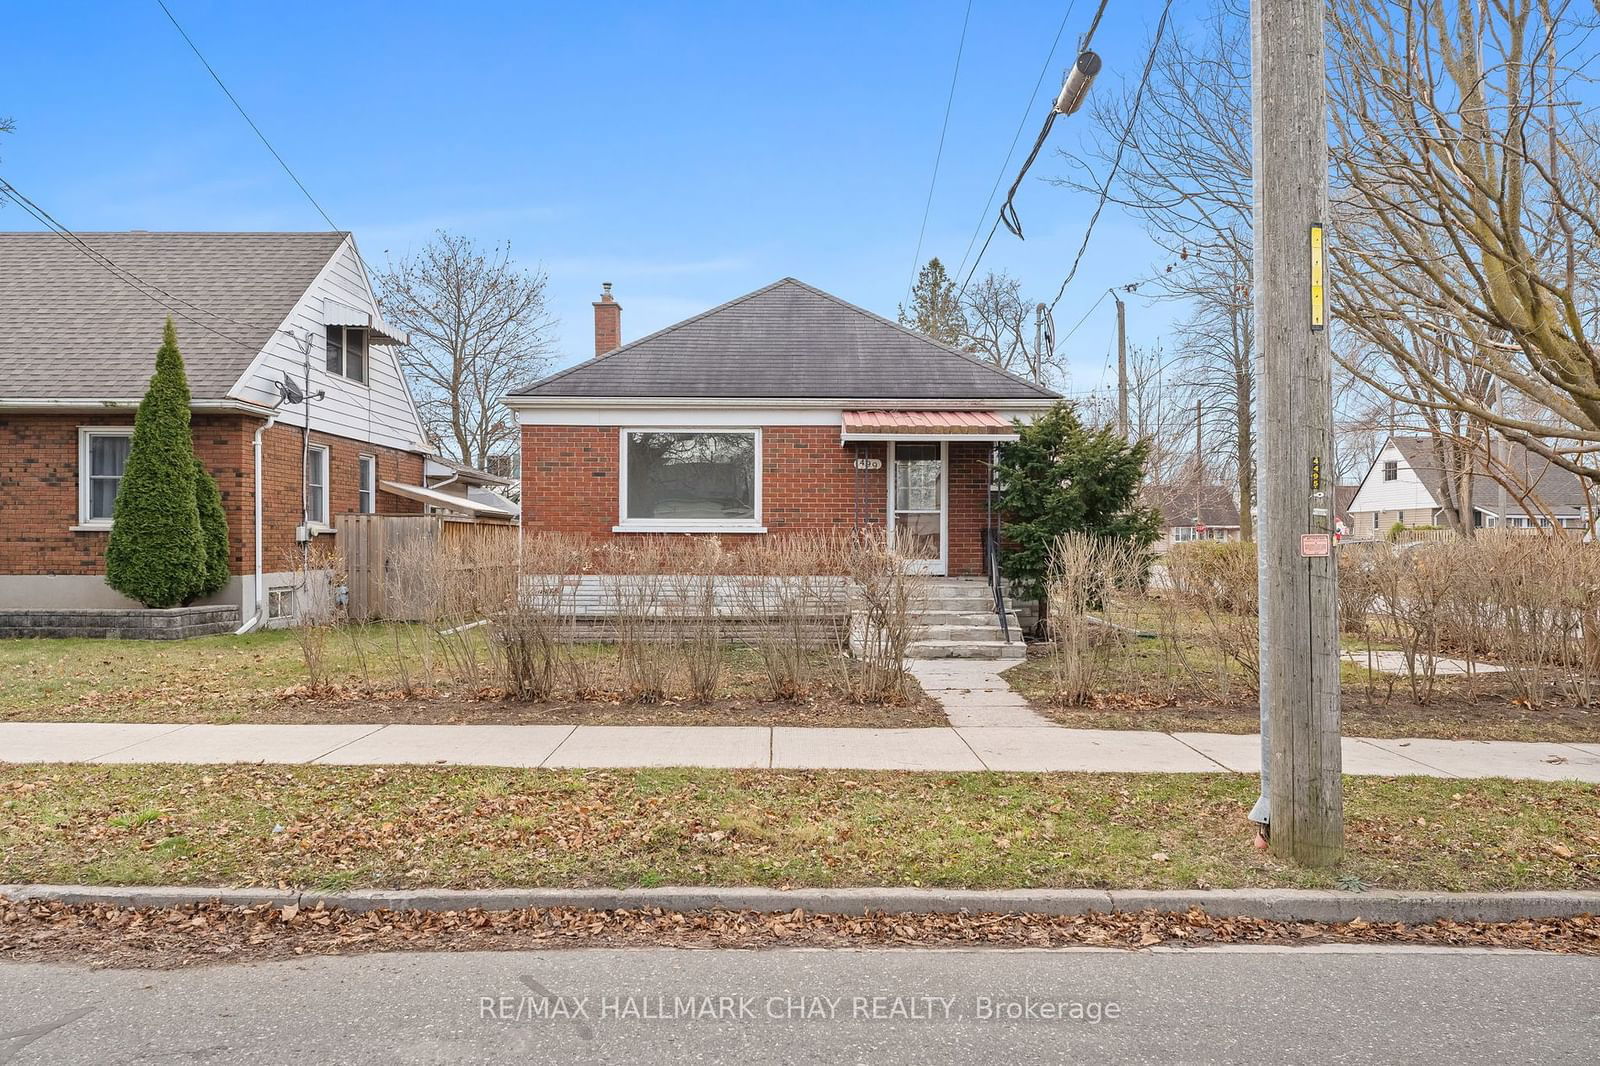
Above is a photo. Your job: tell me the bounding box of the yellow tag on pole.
[1310,223,1326,331]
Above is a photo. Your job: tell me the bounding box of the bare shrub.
[1372,546,1453,704]
[841,528,922,704]
[1472,533,1600,709]
[1044,533,1139,705]
[733,533,839,701]
[498,532,589,701]
[667,538,725,704]
[288,542,344,687]
[601,539,676,704]
[1164,541,1259,696]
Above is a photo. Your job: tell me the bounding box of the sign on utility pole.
[1250,0,1343,865]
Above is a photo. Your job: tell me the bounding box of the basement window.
[616,429,762,532]
[325,325,368,384]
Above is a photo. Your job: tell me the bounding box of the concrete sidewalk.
[3,721,1598,780]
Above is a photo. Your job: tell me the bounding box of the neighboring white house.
[1346,434,1594,537]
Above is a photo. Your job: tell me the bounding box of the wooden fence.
[335,514,518,621]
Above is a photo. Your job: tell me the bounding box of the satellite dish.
[278,374,306,405]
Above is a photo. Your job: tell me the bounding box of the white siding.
[228,237,427,453]
[1347,443,1438,515]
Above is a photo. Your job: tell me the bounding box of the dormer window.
[325,325,367,383]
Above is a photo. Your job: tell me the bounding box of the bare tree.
[960,270,1058,384]
[1328,0,1600,485]
[376,231,556,469]
[1054,0,1259,537]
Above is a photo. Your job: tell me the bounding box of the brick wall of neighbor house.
[258,423,424,569]
[0,412,253,577]
[519,425,996,576]
[0,412,422,581]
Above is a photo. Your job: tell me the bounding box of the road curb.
[3,884,1596,924]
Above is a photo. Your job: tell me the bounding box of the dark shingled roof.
[0,231,347,401]
[1146,482,1241,529]
[510,278,1060,401]
[1389,435,1592,517]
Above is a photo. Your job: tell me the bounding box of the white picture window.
[306,445,330,525]
[325,325,368,383]
[618,429,761,531]
[357,454,376,514]
[77,426,134,526]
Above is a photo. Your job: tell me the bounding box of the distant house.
[1346,434,1594,537]
[505,279,1059,576]
[0,231,436,626]
[1146,482,1242,552]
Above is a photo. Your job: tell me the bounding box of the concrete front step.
[907,639,1026,660]
[914,623,1013,642]
[918,610,1021,627]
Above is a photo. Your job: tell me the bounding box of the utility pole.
[1194,397,1204,527]
[1113,290,1128,438]
[1251,0,1343,865]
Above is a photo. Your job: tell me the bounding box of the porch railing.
[981,527,1012,643]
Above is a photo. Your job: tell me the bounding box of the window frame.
[324,325,369,385]
[305,444,331,527]
[357,454,377,514]
[75,425,135,529]
[1382,459,1399,482]
[614,427,764,533]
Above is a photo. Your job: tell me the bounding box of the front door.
[888,441,946,575]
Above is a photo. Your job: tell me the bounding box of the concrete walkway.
[907,658,1056,727]
[3,721,1598,780]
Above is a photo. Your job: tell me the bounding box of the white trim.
[520,406,842,428]
[611,523,768,534]
[887,439,948,576]
[357,453,377,513]
[305,444,331,525]
[616,427,762,532]
[76,425,134,528]
[3,398,274,414]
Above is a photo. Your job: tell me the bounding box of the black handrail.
[982,527,1011,643]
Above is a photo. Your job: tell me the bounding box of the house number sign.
[854,457,883,471]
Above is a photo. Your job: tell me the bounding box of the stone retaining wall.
[0,604,241,640]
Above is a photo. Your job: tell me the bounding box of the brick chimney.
[593,282,621,357]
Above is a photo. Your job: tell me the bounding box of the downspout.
[234,413,279,634]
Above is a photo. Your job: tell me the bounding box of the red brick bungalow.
[0,231,436,628]
[507,279,1058,576]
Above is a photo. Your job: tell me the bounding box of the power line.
[904,0,975,308]
[0,176,286,355]
[951,0,1081,295]
[1047,0,1173,313]
[154,0,340,232]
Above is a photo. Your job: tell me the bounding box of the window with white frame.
[620,429,759,529]
[77,426,134,526]
[306,445,330,525]
[357,454,376,514]
[325,325,367,383]
[1172,527,1196,542]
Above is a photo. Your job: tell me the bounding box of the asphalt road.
[1,945,1596,1065]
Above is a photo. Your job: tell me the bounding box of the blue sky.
[3,0,1177,394]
